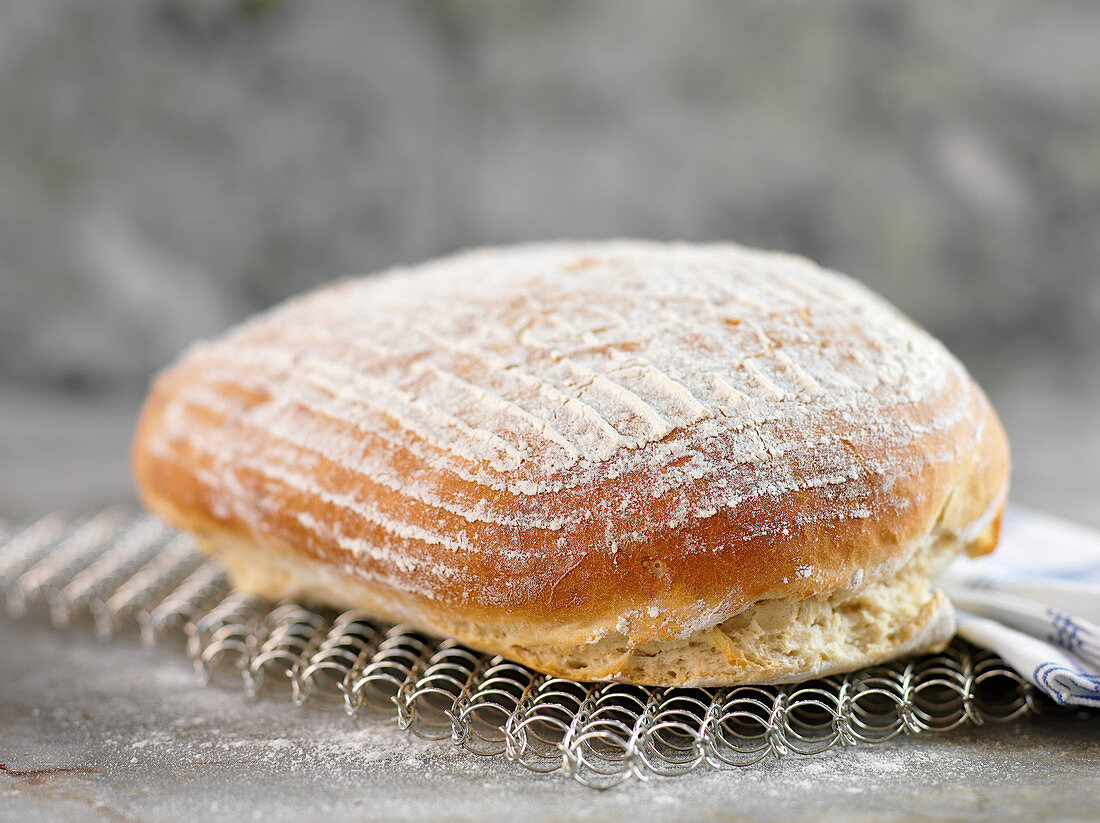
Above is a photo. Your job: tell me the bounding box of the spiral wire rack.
[1,508,1050,787]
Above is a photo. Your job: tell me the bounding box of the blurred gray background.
[1,0,1098,526]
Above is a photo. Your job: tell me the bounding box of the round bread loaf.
[132,241,1009,685]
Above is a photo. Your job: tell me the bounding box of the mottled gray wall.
[2,0,1100,520]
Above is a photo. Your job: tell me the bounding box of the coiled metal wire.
[0,508,1052,787]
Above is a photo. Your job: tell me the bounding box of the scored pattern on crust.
[133,241,1007,648]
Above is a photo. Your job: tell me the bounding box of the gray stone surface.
[2,615,1098,823]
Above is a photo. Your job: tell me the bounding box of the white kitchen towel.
[939,506,1100,708]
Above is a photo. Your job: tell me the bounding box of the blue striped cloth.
[939,506,1100,708]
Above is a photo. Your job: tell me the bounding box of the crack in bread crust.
[163,503,993,686]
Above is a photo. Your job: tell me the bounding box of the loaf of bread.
[132,241,1009,686]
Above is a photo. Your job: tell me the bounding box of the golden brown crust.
[131,241,1010,683]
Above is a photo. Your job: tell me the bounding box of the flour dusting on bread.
[133,241,1010,685]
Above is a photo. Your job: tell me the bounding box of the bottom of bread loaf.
[193,527,962,687]
[512,544,958,687]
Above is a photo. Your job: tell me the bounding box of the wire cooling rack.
[1,507,1050,787]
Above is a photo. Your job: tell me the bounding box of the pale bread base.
[193,527,963,687]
